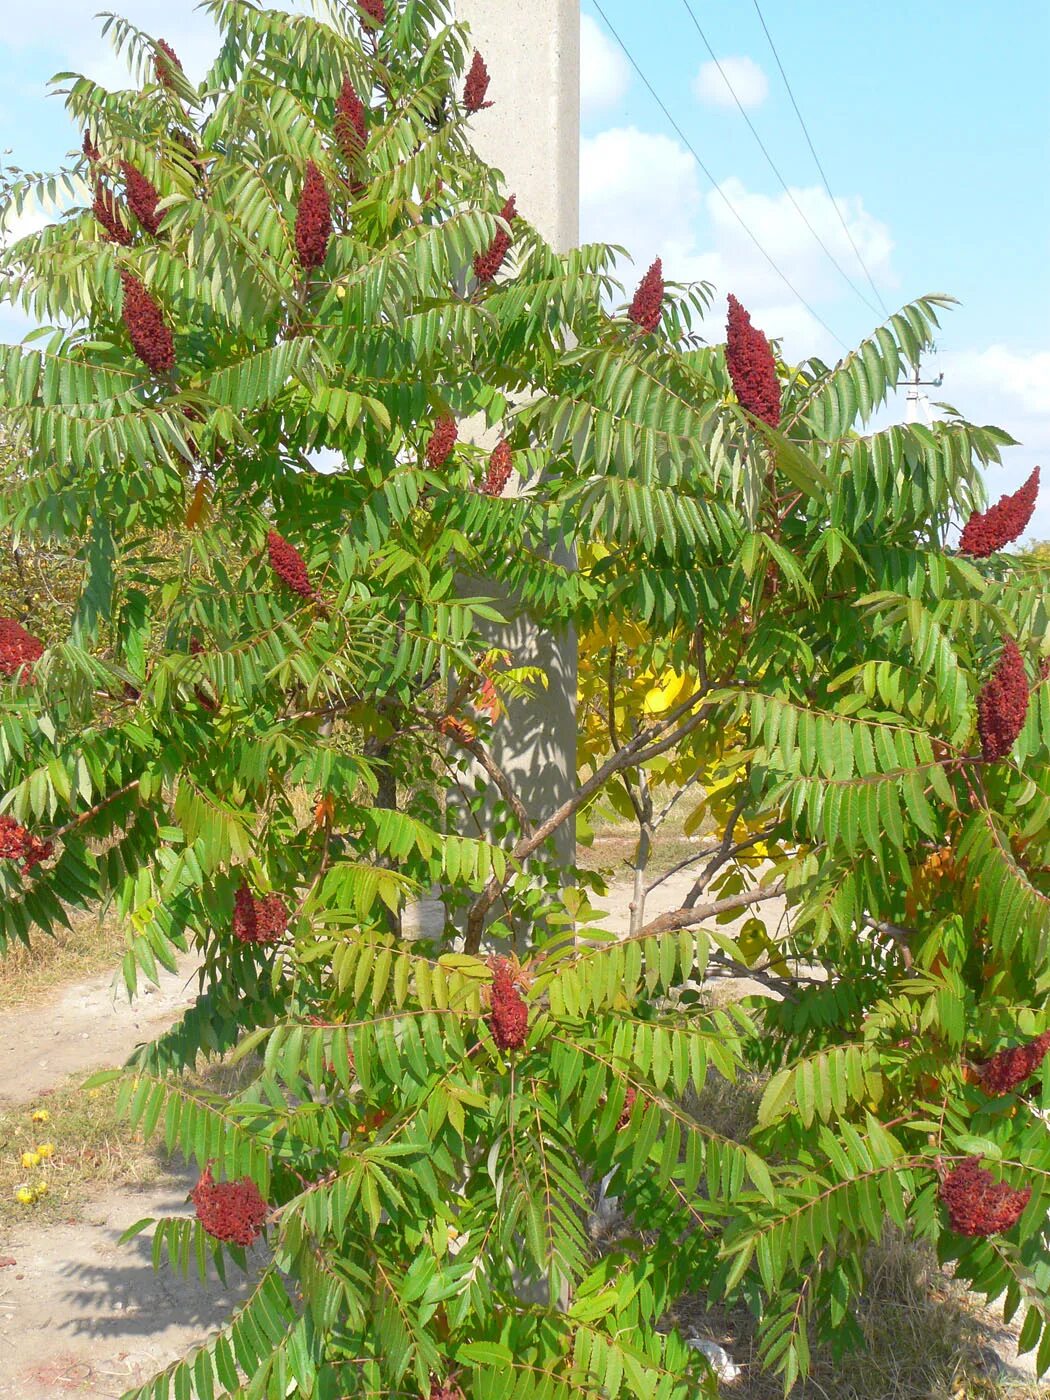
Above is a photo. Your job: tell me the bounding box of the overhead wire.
[679,0,883,318]
[588,0,850,353]
[748,0,891,317]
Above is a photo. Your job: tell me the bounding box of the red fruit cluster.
[616,1086,638,1131]
[93,182,133,246]
[154,39,182,89]
[294,160,331,271]
[481,439,513,498]
[473,196,517,283]
[426,415,457,469]
[232,882,288,946]
[121,161,162,236]
[628,258,664,335]
[430,1380,464,1400]
[120,272,175,374]
[0,618,44,682]
[725,293,781,428]
[83,130,101,163]
[192,1165,268,1246]
[0,815,53,875]
[463,51,492,113]
[334,78,368,161]
[977,637,1029,762]
[487,958,528,1051]
[979,1029,1050,1095]
[959,468,1040,558]
[267,529,314,600]
[939,1157,1030,1237]
[359,0,385,24]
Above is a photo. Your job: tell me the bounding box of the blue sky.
[1,1,1048,529]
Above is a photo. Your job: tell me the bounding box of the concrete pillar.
[454,0,580,867]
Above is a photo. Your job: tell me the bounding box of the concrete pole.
[454,0,580,869]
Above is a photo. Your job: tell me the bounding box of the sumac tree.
[0,2,1048,1397]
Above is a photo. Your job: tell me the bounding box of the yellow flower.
[20,1151,41,1169]
[36,1142,55,1159]
[31,1109,49,1124]
[14,1186,35,1205]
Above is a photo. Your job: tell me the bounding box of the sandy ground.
[0,870,1039,1391]
[2,954,201,1112]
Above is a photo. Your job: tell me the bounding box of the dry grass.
[672,1228,1045,1398]
[0,907,127,1010]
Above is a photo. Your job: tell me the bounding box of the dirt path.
[0,1171,260,1399]
[1,955,201,1112]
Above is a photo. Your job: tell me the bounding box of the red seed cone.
[481,438,513,497]
[154,39,183,89]
[628,258,664,334]
[92,182,133,246]
[0,814,53,874]
[192,1165,268,1246]
[616,1085,638,1131]
[487,957,528,1051]
[977,637,1029,762]
[120,272,175,374]
[267,529,315,600]
[120,161,163,236]
[294,160,331,271]
[231,882,288,945]
[959,468,1040,558]
[939,1158,1031,1237]
[429,1381,465,1400]
[473,196,517,283]
[83,129,101,163]
[334,78,368,161]
[0,619,44,682]
[359,0,385,24]
[979,1029,1050,1095]
[725,293,782,428]
[426,415,457,469]
[463,51,492,112]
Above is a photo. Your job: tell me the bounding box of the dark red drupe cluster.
[192,1165,268,1246]
[266,529,315,600]
[0,815,53,875]
[359,0,385,24]
[725,293,781,428]
[231,882,288,946]
[628,259,664,335]
[83,129,101,163]
[616,1086,638,1131]
[154,39,182,89]
[977,637,1029,762]
[429,1380,465,1400]
[473,196,517,283]
[426,415,458,469]
[294,160,331,271]
[481,439,513,498]
[120,272,175,374]
[979,1029,1050,1095]
[939,1157,1030,1237]
[93,183,133,246]
[0,619,44,682]
[335,77,368,161]
[462,51,492,112]
[487,958,528,1051]
[959,468,1040,558]
[121,161,162,236]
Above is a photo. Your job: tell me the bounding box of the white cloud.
[580,14,630,119]
[580,128,893,362]
[693,55,768,110]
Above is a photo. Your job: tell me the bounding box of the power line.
[679,0,882,318]
[589,0,850,354]
[749,0,891,317]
